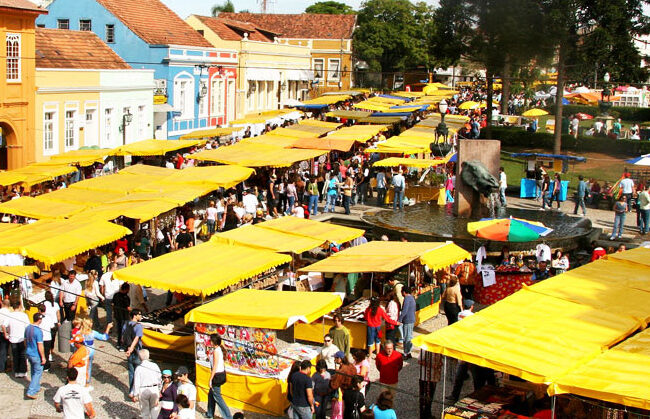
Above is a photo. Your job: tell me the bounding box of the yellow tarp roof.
[354,101,391,112]
[0,196,87,219]
[15,164,78,179]
[192,142,326,168]
[0,265,39,286]
[38,188,127,206]
[373,157,449,168]
[549,327,650,410]
[0,223,20,233]
[300,241,469,273]
[357,116,405,125]
[326,125,386,142]
[267,126,333,138]
[45,148,112,166]
[325,110,370,119]
[113,241,291,297]
[179,127,237,140]
[70,173,159,194]
[241,134,299,148]
[298,120,342,129]
[292,137,357,152]
[185,289,342,329]
[212,224,324,254]
[119,164,175,177]
[160,165,254,190]
[257,217,364,244]
[0,171,28,186]
[302,95,351,105]
[113,139,201,156]
[371,142,430,155]
[0,219,131,264]
[70,199,178,222]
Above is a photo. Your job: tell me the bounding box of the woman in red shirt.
[364,297,400,357]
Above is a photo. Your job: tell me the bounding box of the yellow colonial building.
[219,13,356,95]
[34,28,154,161]
[186,15,312,120]
[0,0,46,170]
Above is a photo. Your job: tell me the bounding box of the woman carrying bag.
[205,334,232,419]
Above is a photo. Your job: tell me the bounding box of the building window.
[313,58,324,79]
[65,110,76,148]
[79,19,92,31]
[227,79,235,123]
[138,105,146,138]
[257,81,264,110]
[57,19,69,29]
[43,111,55,152]
[174,75,194,119]
[6,33,20,82]
[267,81,274,109]
[105,108,113,144]
[210,78,224,116]
[105,24,115,43]
[199,81,208,117]
[328,59,340,81]
[247,81,255,111]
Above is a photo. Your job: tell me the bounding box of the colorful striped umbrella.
[467,217,553,242]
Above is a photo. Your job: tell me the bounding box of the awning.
[245,68,281,81]
[45,148,112,166]
[192,142,326,168]
[15,164,78,179]
[185,289,342,329]
[373,157,449,169]
[70,199,178,223]
[257,217,364,244]
[0,219,131,265]
[212,224,324,254]
[302,95,352,105]
[299,241,470,273]
[113,241,291,297]
[292,137,357,152]
[113,139,202,156]
[179,127,237,140]
[241,135,299,148]
[159,165,255,190]
[285,69,313,81]
[357,116,406,124]
[325,125,387,142]
[0,265,39,286]
[0,171,28,186]
[0,196,87,219]
[267,125,333,138]
[325,110,370,119]
[298,120,342,129]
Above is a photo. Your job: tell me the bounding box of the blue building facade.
[37,0,237,139]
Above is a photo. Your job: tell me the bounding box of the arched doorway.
[0,122,16,171]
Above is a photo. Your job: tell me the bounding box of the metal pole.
[441,355,447,416]
[551,395,556,419]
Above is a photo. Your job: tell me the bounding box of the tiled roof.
[194,15,276,42]
[96,0,212,47]
[35,28,131,69]
[219,13,356,40]
[0,0,46,13]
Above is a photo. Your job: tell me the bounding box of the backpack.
[122,321,137,350]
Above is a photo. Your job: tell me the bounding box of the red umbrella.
[575,112,593,120]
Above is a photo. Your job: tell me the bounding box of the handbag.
[211,371,226,387]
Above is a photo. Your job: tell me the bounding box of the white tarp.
[285,69,313,81]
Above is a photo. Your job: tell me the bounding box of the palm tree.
[211,0,234,16]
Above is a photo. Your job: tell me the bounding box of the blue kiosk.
[513,153,586,200]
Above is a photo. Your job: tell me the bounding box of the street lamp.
[121,109,133,145]
[435,99,449,143]
[599,72,613,116]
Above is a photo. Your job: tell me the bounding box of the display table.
[475,271,533,305]
[519,179,569,201]
[385,185,446,205]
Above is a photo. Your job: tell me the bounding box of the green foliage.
[353,0,435,73]
[544,104,650,123]
[211,0,234,15]
[481,126,650,155]
[305,1,355,14]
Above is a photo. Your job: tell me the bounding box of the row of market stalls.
[413,247,650,417]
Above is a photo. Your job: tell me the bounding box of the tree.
[305,1,355,14]
[211,0,234,16]
[353,0,435,74]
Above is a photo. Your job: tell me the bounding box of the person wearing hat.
[25,312,46,399]
[68,333,90,386]
[159,369,178,419]
[175,366,196,415]
[329,351,356,396]
[458,299,475,321]
[175,224,193,250]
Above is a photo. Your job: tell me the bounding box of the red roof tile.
[194,15,276,42]
[219,13,356,40]
[0,0,46,13]
[35,28,131,69]
[96,0,212,47]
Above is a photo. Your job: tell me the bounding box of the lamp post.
[435,99,449,143]
[121,108,133,145]
[599,72,613,116]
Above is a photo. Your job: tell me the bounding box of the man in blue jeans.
[399,286,416,360]
[392,169,406,211]
[124,309,144,397]
[290,360,315,419]
[573,175,588,216]
[25,313,46,399]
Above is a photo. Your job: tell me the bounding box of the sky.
[161,0,362,17]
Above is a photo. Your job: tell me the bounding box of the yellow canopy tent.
[353,101,391,112]
[44,148,112,166]
[113,139,202,156]
[0,219,131,265]
[0,171,29,186]
[185,289,342,329]
[299,241,470,273]
[373,157,449,169]
[458,101,480,110]
[302,95,352,105]
[212,224,324,254]
[549,327,650,410]
[370,142,430,155]
[292,137,357,152]
[357,116,405,125]
[179,127,237,140]
[0,196,87,219]
[325,125,387,142]
[37,187,127,206]
[392,91,425,98]
[0,223,20,233]
[14,164,78,180]
[522,108,549,117]
[70,199,178,222]
[298,120,342,129]
[267,126,333,138]
[160,165,255,190]
[240,134,299,148]
[324,110,370,119]
[0,265,39,286]
[70,173,162,194]
[192,142,326,168]
[123,184,215,206]
[257,217,364,244]
[118,164,176,177]
[113,241,291,297]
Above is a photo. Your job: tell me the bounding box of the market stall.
[474,267,534,305]
[511,153,585,199]
[184,289,342,415]
[295,241,470,348]
[373,157,452,205]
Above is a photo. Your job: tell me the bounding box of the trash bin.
[58,320,71,353]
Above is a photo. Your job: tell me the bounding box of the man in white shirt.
[319,334,340,370]
[391,169,406,211]
[131,349,161,419]
[3,300,29,377]
[498,167,507,207]
[175,366,197,413]
[458,299,475,321]
[54,368,95,419]
[242,189,259,215]
[59,271,82,321]
[620,173,635,212]
[99,262,121,325]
